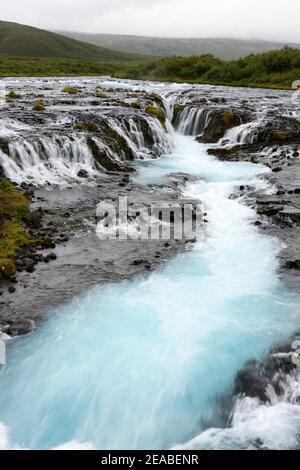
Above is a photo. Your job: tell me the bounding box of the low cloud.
[2,0,300,43]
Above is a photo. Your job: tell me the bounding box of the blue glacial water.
[0,134,299,450]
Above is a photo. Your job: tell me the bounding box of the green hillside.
[115,47,300,89]
[57,31,300,60]
[0,21,147,61]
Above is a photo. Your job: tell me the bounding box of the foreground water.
[0,133,299,450]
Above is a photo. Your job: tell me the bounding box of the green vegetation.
[0,20,149,62]
[115,47,300,89]
[0,56,120,77]
[6,90,21,100]
[74,121,98,132]
[0,47,299,89]
[33,99,45,111]
[145,106,166,125]
[0,180,33,277]
[58,31,300,61]
[63,86,80,94]
[93,91,107,99]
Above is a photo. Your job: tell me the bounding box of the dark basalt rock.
[172,104,184,126]
[77,169,89,178]
[196,108,252,143]
[87,137,134,173]
[234,337,300,404]
[285,259,300,270]
[253,117,300,146]
[0,138,10,156]
[234,360,272,402]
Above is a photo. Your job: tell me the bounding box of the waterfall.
[0,115,173,186]
[176,108,211,136]
[0,135,96,186]
[107,115,172,160]
[221,122,259,146]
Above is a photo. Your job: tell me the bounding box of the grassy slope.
[0,180,33,278]
[0,21,148,62]
[0,56,123,77]
[57,31,300,60]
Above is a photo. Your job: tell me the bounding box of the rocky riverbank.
[0,171,197,335]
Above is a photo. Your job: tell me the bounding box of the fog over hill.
[0,21,148,61]
[56,31,300,60]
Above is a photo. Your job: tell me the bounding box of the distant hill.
[56,31,300,60]
[0,21,148,61]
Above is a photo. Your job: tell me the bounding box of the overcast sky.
[1,0,300,42]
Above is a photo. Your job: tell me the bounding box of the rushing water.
[0,79,299,450]
[0,130,299,450]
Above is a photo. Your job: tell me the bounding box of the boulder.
[251,117,300,146]
[87,137,134,173]
[196,108,252,143]
[77,169,89,178]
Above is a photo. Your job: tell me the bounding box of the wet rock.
[131,259,149,266]
[41,237,56,249]
[77,169,89,178]
[5,319,35,336]
[233,336,300,404]
[285,260,300,270]
[0,138,10,156]
[253,117,300,146]
[196,108,252,143]
[47,252,57,261]
[87,137,134,173]
[22,210,43,229]
[234,360,271,402]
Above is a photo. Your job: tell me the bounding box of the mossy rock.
[145,106,166,126]
[6,90,21,100]
[33,100,45,111]
[93,91,107,99]
[172,104,184,125]
[62,86,80,95]
[273,131,290,141]
[87,137,134,173]
[129,101,141,109]
[97,121,135,161]
[74,121,98,132]
[148,92,165,109]
[198,108,252,143]
[255,118,300,145]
